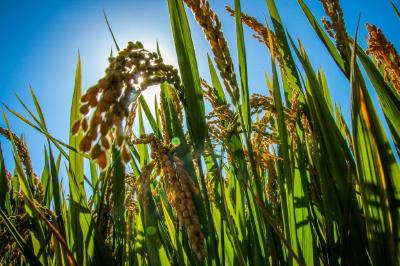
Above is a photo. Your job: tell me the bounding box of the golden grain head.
[100,136,110,150]
[320,0,349,63]
[80,104,90,115]
[97,150,108,169]
[121,146,131,163]
[184,0,239,103]
[72,42,185,168]
[366,23,400,95]
[81,118,88,132]
[79,135,92,152]
[90,143,102,159]
[71,120,81,135]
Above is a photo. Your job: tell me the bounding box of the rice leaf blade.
[350,33,400,265]
[167,0,206,152]
[234,0,250,133]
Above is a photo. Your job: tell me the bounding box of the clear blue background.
[0,0,399,172]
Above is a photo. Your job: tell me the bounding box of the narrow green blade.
[167,0,206,152]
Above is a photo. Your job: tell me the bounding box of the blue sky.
[0,0,399,171]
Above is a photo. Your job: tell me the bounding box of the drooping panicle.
[366,23,400,95]
[320,0,349,68]
[72,42,183,169]
[184,0,239,103]
[133,134,206,260]
[225,6,285,72]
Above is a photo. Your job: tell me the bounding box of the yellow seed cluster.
[0,128,51,260]
[201,79,220,107]
[5,170,11,193]
[251,93,297,131]
[301,113,313,150]
[203,139,223,202]
[250,120,280,170]
[125,172,139,217]
[320,0,349,65]
[159,96,171,143]
[203,171,219,204]
[133,134,206,260]
[225,6,285,72]
[72,42,183,169]
[0,204,55,261]
[0,127,33,178]
[137,162,155,208]
[165,156,205,260]
[207,105,238,144]
[250,94,275,114]
[265,155,279,208]
[248,94,283,169]
[0,127,43,202]
[184,0,239,103]
[202,79,238,144]
[124,172,140,241]
[0,213,31,260]
[366,23,400,95]
[252,113,277,144]
[170,87,184,127]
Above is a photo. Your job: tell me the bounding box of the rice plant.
[1,0,399,265]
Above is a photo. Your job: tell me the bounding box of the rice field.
[1,0,400,265]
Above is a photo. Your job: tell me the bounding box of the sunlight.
[140,84,160,110]
[137,76,144,85]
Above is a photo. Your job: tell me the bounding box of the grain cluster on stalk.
[184,0,239,103]
[366,23,400,95]
[202,79,238,144]
[71,41,183,169]
[0,127,43,202]
[225,6,285,73]
[320,0,349,66]
[133,134,206,260]
[0,128,33,178]
[0,128,57,261]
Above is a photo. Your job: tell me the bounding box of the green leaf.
[30,88,48,130]
[112,146,126,263]
[290,37,355,185]
[356,46,400,156]
[103,10,120,51]
[4,104,74,159]
[234,0,250,133]
[318,69,334,117]
[266,0,304,103]
[139,95,162,138]
[69,53,85,193]
[271,60,296,262]
[137,104,170,266]
[207,55,227,105]
[137,103,149,166]
[2,113,34,200]
[350,32,400,265]
[49,148,62,216]
[167,0,206,152]
[297,0,348,77]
